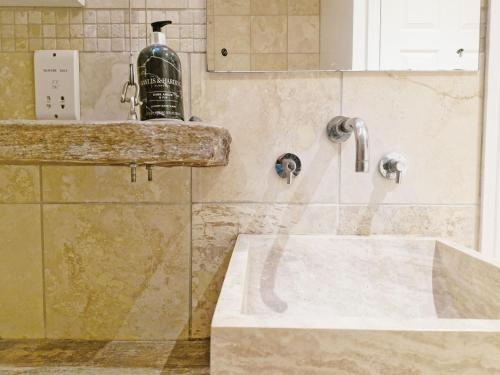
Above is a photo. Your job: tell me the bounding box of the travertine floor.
[0,340,209,375]
[0,368,209,374]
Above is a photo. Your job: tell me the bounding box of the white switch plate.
[34,50,80,120]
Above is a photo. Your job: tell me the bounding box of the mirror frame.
[206,1,482,73]
[480,0,500,258]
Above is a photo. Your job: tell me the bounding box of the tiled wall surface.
[0,2,206,52]
[207,0,320,71]
[0,0,486,340]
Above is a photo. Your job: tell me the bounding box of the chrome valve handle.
[275,153,302,185]
[379,153,407,184]
[282,159,297,185]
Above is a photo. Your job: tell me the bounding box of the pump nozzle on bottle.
[150,20,172,45]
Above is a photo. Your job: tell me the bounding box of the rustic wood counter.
[0,120,231,167]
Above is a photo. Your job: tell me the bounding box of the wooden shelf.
[0,0,85,7]
[0,120,231,168]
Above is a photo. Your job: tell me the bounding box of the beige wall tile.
[1,10,14,24]
[84,0,133,8]
[251,0,287,15]
[80,52,130,120]
[28,24,42,38]
[251,53,287,71]
[215,52,250,71]
[15,24,28,38]
[42,166,190,203]
[0,53,35,119]
[43,24,56,38]
[341,72,482,205]
[28,10,41,24]
[41,10,55,24]
[15,10,28,25]
[14,38,28,51]
[191,203,339,338]
[70,9,83,24]
[0,166,40,203]
[44,204,190,340]
[214,0,250,15]
[191,54,342,203]
[28,38,42,51]
[2,24,14,38]
[251,16,287,53]
[207,0,215,16]
[288,0,320,15]
[1,39,15,51]
[207,14,215,69]
[214,15,250,54]
[339,205,479,249]
[288,53,320,71]
[288,16,319,53]
[55,9,69,24]
[0,204,43,338]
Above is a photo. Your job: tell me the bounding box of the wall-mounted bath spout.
[326,116,369,173]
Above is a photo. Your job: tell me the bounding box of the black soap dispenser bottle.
[137,21,184,121]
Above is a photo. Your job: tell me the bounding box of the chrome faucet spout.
[326,116,369,173]
[346,118,369,173]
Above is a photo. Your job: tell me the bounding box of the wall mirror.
[207,0,481,72]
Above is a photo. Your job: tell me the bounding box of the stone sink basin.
[211,235,500,374]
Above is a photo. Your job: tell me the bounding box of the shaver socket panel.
[34,50,80,120]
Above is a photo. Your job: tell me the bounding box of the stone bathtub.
[211,235,500,374]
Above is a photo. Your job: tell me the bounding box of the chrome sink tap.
[327,116,369,172]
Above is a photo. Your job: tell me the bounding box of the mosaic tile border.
[0,5,206,53]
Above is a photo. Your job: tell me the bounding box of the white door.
[380,0,480,70]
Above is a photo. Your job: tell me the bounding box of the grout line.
[188,52,192,117]
[187,202,480,207]
[145,0,148,43]
[0,201,481,207]
[188,167,193,339]
[39,165,47,339]
[0,338,207,343]
[188,52,193,340]
[33,201,191,205]
[337,71,344,231]
[339,71,344,114]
